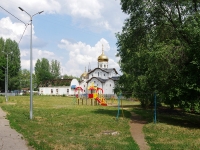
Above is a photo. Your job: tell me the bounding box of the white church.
[39,45,119,96]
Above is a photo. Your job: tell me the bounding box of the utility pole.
[19,7,44,120]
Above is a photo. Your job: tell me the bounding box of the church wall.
[98,62,108,69]
[87,78,103,89]
[103,80,115,95]
[79,81,87,94]
[109,70,116,77]
[101,72,108,79]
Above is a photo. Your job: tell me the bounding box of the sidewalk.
[0,107,30,150]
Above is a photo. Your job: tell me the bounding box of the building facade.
[79,46,119,96]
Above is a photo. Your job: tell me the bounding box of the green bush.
[0,97,4,103]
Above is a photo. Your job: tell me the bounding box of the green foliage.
[50,59,60,79]
[19,69,30,89]
[116,0,200,111]
[62,74,80,81]
[35,58,53,87]
[0,96,4,103]
[0,37,21,91]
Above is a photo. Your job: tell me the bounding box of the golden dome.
[80,67,87,78]
[98,45,109,62]
[81,72,87,77]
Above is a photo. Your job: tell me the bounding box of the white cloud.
[0,17,46,48]
[65,0,102,20]
[60,0,126,33]
[0,17,28,42]
[1,0,127,34]
[58,38,120,77]
[0,0,60,21]
[20,48,62,72]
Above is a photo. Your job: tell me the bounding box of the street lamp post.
[18,7,44,120]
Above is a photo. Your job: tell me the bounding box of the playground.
[73,83,116,107]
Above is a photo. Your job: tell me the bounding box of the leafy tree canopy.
[0,38,21,91]
[116,0,200,111]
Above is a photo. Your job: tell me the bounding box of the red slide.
[95,97,107,106]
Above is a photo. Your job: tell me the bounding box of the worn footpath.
[129,112,150,150]
[0,107,30,150]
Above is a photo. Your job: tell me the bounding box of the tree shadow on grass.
[133,106,200,129]
[91,107,132,120]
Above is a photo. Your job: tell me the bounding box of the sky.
[0,0,127,77]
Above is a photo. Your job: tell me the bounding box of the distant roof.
[103,68,118,74]
[88,68,118,75]
[111,76,120,81]
[86,77,119,83]
[71,85,76,89]
[86,77,106,83]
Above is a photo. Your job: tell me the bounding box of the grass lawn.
[133,106,200,150]
[0,96,139,150]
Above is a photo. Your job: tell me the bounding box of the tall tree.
[35,58,51,87]
[50,59,60,79]
[116,0,200,111]
[0,38,21,91]
[0,37,5,92]
[19,69,30,88]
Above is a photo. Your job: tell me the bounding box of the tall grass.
[0,96,139,150]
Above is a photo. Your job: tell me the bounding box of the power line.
[0,5,29,45]
[18,23,29,45]
[0,5,26,25]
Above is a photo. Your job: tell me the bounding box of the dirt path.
[129,112,150,150]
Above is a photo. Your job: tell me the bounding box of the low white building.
[39,79,79,95]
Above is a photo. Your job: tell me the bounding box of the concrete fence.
[0,93,16,96]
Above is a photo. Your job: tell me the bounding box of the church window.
[104,74,105,76]
[67,89,69,92]
[94,81,96,83]
[51,89,53,94]
[100,64,102,67]
[104,65,106,67]
[98,72,99,76]
[110,84,111,87]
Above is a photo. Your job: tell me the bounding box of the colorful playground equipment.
[96,87,107,106]
[74,84,125,120]
[87,82,107,106]
[74,86,84,104]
